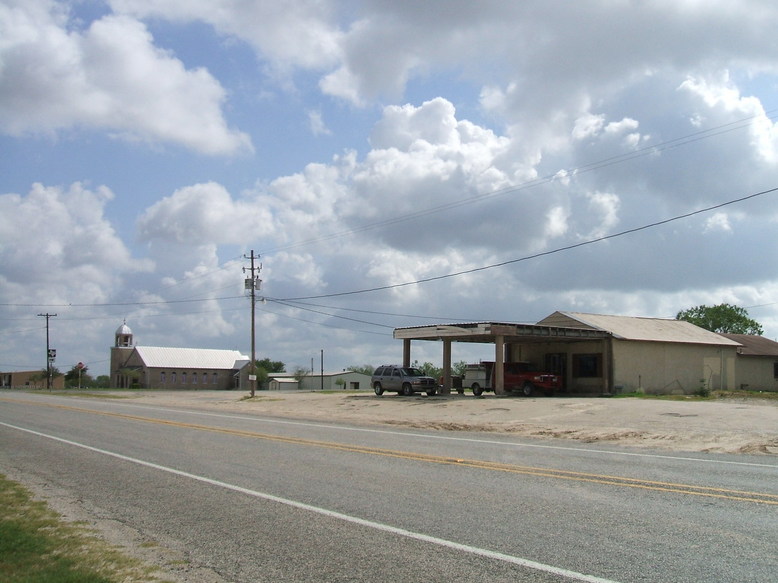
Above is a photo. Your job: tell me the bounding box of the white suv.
[371,365,438,396]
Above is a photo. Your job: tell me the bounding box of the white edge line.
[1,420,620,583]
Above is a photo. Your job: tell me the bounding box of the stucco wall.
[509,339,741,395]
[612,341,737,394]
[733,357,778,392]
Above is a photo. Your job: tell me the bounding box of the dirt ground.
[124,390,778,455]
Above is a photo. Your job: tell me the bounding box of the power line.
[0,295,245,309]
[269,299,395,328]
[256,108,778,256]
[259,300,391,337]
[274,298,477,322]
[3,187,776,311]
[4,111,775,314]
[280,185,778,301]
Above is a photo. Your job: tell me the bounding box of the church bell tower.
[110,321,134,387]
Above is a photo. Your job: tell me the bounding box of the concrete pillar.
[495,335,505,395]
[403,339,411,367]
[441,339,452,395]
[602,337,612,394]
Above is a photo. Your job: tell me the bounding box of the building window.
[573,354,602,378]
[171,372,177,384]
[773,362,778,379]
[192,373,197,385]
[182,372,187,384]
[212,373,218,385]
[160,372,166,384]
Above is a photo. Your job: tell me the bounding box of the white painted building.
[267,371,372,391]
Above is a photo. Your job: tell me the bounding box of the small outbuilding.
[722,333,778,392]
[266,371,372,391]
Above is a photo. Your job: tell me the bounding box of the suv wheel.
[522,382,534,397]
[472,383,483,396]
[373,383,384,396]
[402,383,413,396]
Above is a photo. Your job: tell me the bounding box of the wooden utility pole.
[37,312,57,391]
[243,251,261,397]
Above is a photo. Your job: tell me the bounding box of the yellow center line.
[5,398,778,505]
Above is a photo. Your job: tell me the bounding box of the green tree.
[93,375,111,388]
[347,364,375,376]
[293,366,310,389]
[64,364,93,388]
[452,360,468,377]
[676,303,763,335]
[29,367,62,389]
[253,358,284,390]
[256,358,285,372]
[413,361,442,380]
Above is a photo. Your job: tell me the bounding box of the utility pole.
[243,251,262,397]
[37,313,57,391]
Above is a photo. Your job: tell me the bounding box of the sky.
[3,0,778,379]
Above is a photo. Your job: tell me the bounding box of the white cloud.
[307,109,331,136]
[583,191,620,239]
[572,114,605,141]
[0,0,251,154]
[109,0,343,71]
[680,73,778,163]
[138,182,271,245]
[705,212,732,233]
[0,181,152,346]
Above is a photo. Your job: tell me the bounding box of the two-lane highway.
[1,391,776,582]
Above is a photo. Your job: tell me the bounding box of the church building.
[110,322,249,390]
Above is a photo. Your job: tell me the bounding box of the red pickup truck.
[463,361,562,396]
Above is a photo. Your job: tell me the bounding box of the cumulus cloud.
[0,0,251,154]
[138,182,272,245]
[0,182,147,301]
[109,0,343,71]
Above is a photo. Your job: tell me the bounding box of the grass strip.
[0,474,169,582]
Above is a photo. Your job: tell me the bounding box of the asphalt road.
[1,391,776,582]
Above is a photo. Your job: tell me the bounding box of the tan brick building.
[110,322,249,390]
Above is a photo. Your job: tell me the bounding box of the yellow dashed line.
[5,397,778,505]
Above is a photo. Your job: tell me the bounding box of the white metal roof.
[115,322,133,335]
[548,312,742,346]
[134,346,249,370]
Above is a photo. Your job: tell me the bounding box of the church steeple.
[115,320,133,348]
